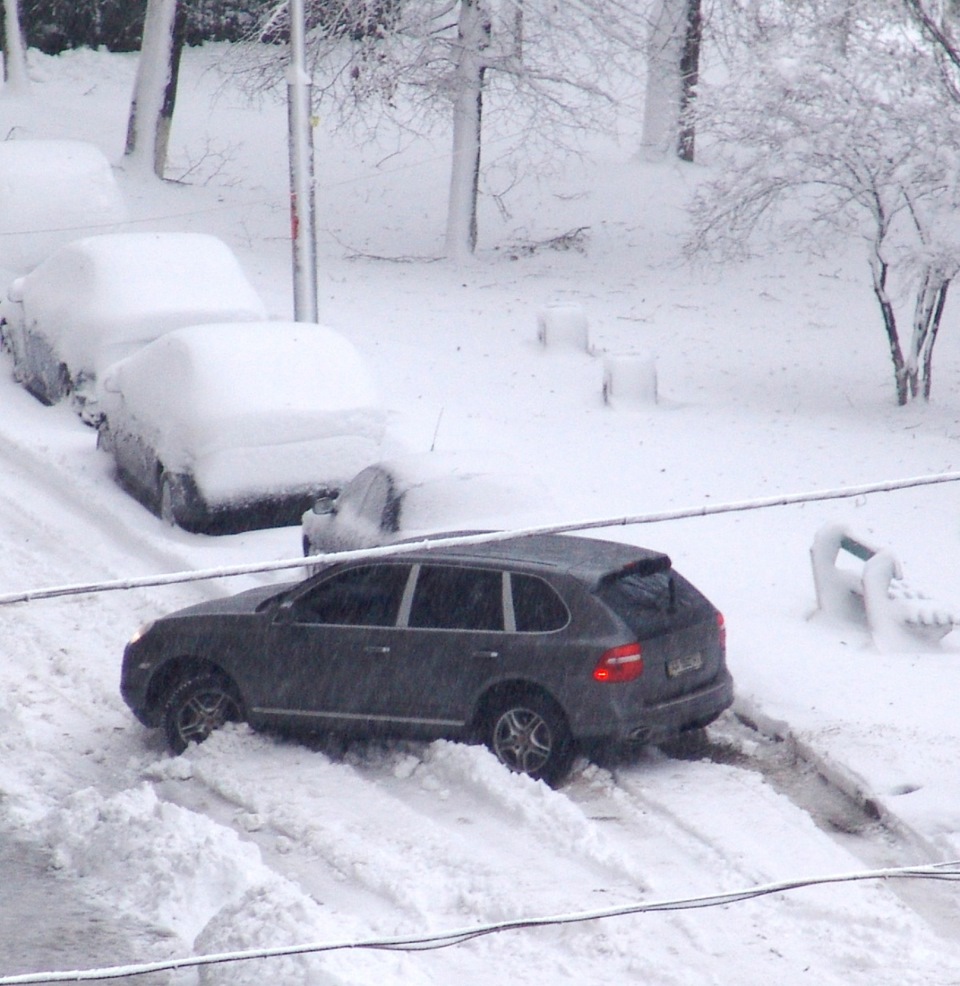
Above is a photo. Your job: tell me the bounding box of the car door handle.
[473,649,500,659]
[364,645,391,655]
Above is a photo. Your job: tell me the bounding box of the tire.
[162,674,243,755]
[486,692,574,787]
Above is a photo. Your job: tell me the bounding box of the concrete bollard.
[536,304,589,351]
[602,352,658,406]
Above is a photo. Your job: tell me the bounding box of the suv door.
[382,563,510,723]
[262,562,413,725]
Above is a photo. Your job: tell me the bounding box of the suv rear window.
[597,569,711,634]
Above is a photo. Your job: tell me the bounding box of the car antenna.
[430,407,444,452]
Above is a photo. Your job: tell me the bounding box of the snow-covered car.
[0,231,266,417]
[0,139,127,272]
[302,451,554,556]
[120,532,733,785]
[97,321,385,533]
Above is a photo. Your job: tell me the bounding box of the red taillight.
[717,612,726,649]
[593,642,644,683]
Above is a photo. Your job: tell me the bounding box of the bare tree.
[690,0,960,404]
[235,0,644,259]
[445,0,492,258]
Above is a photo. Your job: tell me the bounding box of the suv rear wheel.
[486,691,574,787]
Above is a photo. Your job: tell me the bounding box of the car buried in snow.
[0,231,266,419]
[97,320,385,534]
[120,532,733,785]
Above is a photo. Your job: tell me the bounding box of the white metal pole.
[287,0,318,322]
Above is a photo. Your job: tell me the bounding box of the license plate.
[667,652,702,677]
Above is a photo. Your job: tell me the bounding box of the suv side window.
[511,573,569,632]
[408,565,504,631]
[293,564,410,626]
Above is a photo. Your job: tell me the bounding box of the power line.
[1,469,960,607]
[2,861,958,984]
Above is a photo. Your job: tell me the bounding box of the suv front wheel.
[163,673,243,754]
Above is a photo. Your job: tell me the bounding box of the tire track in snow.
[137,727,960,986]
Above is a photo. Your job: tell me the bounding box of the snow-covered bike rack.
[810,523,959,649]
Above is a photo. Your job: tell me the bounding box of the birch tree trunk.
[641,0,686,159]
[677,0,702,162]
[125,0,185,178]
[444,0,491,260]
[2,0,29,94]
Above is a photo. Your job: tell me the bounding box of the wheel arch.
[145,656,241,719]
[470,678,568,736]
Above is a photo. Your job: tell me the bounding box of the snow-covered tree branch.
[690,0,960,405]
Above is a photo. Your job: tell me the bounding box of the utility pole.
[287,0,318,322]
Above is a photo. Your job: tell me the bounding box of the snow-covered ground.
[1,45,960,985]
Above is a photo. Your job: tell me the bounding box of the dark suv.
[121,533,733,785]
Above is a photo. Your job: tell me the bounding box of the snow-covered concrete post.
[287,0,318,322]
[537,304,590,351]
[602,353,658,406]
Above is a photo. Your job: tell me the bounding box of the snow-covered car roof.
[0,139,128,272]
[7,231,267,379]
[101,320,384,459]
[302,450,556,552]
[368,451,552,531]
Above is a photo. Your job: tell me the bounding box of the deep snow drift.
[0,44,959,986]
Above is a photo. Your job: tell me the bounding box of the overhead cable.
[2,469,960,607]
[2,861,958,984]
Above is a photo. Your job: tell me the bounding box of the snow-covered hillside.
[1,45,959,985]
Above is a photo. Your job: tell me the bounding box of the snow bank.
[44,783,268,943]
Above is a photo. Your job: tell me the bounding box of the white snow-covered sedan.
[97,321,385,534]
[0,231,266,418]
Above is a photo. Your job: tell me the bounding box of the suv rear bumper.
[580,670,734,744]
